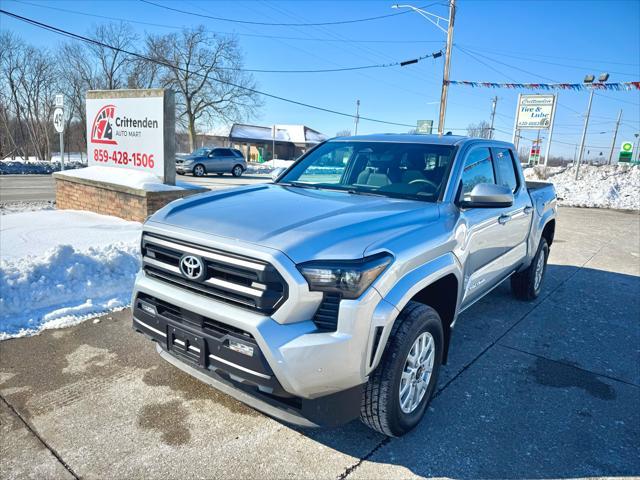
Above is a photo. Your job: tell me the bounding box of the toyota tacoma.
[132,134,556,436]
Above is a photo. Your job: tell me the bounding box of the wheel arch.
[366,254,462,373]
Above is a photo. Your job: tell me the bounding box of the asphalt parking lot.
[1,207,639,480]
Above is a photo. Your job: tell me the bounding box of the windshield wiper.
[281,181,320,189]
[345,189,386,197]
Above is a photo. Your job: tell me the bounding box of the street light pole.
[438,0,455,135]
[354,99,360,135]
[392,2,455,135]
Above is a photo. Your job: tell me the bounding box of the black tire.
[193,164,206,177]
[360,301,444,437]
[511,237,549,300]
[231,164,244,177]
[177,171,184,176]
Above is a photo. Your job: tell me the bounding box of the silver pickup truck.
[132,134,556,436]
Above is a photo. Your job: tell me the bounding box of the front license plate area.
[167,325,203,366]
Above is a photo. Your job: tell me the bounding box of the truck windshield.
[278,141,455,202]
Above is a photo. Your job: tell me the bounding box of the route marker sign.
[53,107,65,133]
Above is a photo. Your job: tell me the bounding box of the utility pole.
[542,93,558,174]
[489,96,498,139]
[272,125,276,161]
[438,0,455,135]
[354,99,360,135]
[575,89,594,180]
[607,109,622,165]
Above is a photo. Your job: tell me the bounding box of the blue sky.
[1,0,639,158]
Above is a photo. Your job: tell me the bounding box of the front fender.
[366,253,462,373]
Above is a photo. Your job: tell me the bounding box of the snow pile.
[246,159,295,173]
[525,164,640,210]
[0,200,55,216]
[1,160,85,175]
[55,166,202,192]
[0,210,142,339]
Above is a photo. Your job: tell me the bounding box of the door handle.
[498,214,511,225]
[524,206,534,215]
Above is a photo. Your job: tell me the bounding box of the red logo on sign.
[91,105,117,145]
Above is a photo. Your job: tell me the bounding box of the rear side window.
[493,148,518,192]
[460,147,495,199]
[214,148,233,156]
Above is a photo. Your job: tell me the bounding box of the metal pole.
[489,96,497,139]
[542,94,558,175]
[512,93,521,145]
[575,89,594,180]
[59,131,65,171]
[272,125,275,161]
[607,109,622,165]
[354,99,360,135]
[437,0,455,135]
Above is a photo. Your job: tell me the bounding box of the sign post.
[53,104,65,171]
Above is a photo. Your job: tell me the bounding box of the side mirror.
[461,183,513,208]
[208,152,215,158]
[271,167,286,181]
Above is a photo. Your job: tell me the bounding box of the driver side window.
[460,147,495,200]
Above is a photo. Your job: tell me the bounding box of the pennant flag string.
[448,80,640,91]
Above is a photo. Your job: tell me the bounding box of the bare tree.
[88,23,138,90]
[335,129,351,137]
[467,121,492,139]
[147,26,261,151]
[0,32,58,160]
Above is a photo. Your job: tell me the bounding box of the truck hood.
[149,184,440,263]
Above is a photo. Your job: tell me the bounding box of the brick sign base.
[54,173,207,222]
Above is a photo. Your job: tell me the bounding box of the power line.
[460,46,640,77]
[7,1,441,74]
[0,9,418,128]
[10,0,446,44]
[140,0,439,27]
[455,44,640,68]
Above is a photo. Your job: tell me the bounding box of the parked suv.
[176,147,247,177]
[133,135,556,436]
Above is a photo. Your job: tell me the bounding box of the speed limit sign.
[53,107,64,133]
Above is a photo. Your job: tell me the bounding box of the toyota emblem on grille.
[179,255,204,281]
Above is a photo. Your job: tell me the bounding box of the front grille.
[312,293,341,331]
[141,233,287,314]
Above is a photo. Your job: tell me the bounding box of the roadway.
[0,173,271,203]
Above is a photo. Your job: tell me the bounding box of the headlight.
[297,253,392,299]
[183,160,194,165]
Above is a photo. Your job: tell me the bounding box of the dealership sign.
[86,89,175,183]
[515,94,556,130]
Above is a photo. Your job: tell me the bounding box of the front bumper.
[132,224,399,426]
[175,163,193,174]
[133,292,364,426]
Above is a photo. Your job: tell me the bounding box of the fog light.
[139,302,156,316]
[229,340,254,357]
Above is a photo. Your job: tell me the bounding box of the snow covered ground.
[0,210,142,339]
[245,159,295,173]
[524,164,639,210]
[57,165,202,192]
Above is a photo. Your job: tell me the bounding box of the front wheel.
[232,165,244,177]
[360,302,443,437]
[511,237,549,300]
[193,164,206,177]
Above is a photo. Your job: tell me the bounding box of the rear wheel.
[193,164,206,177]
[511,237,549,300]
[360,301,443,437]
[232,165,244,177]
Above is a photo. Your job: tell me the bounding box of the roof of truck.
[330,133,514,147]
